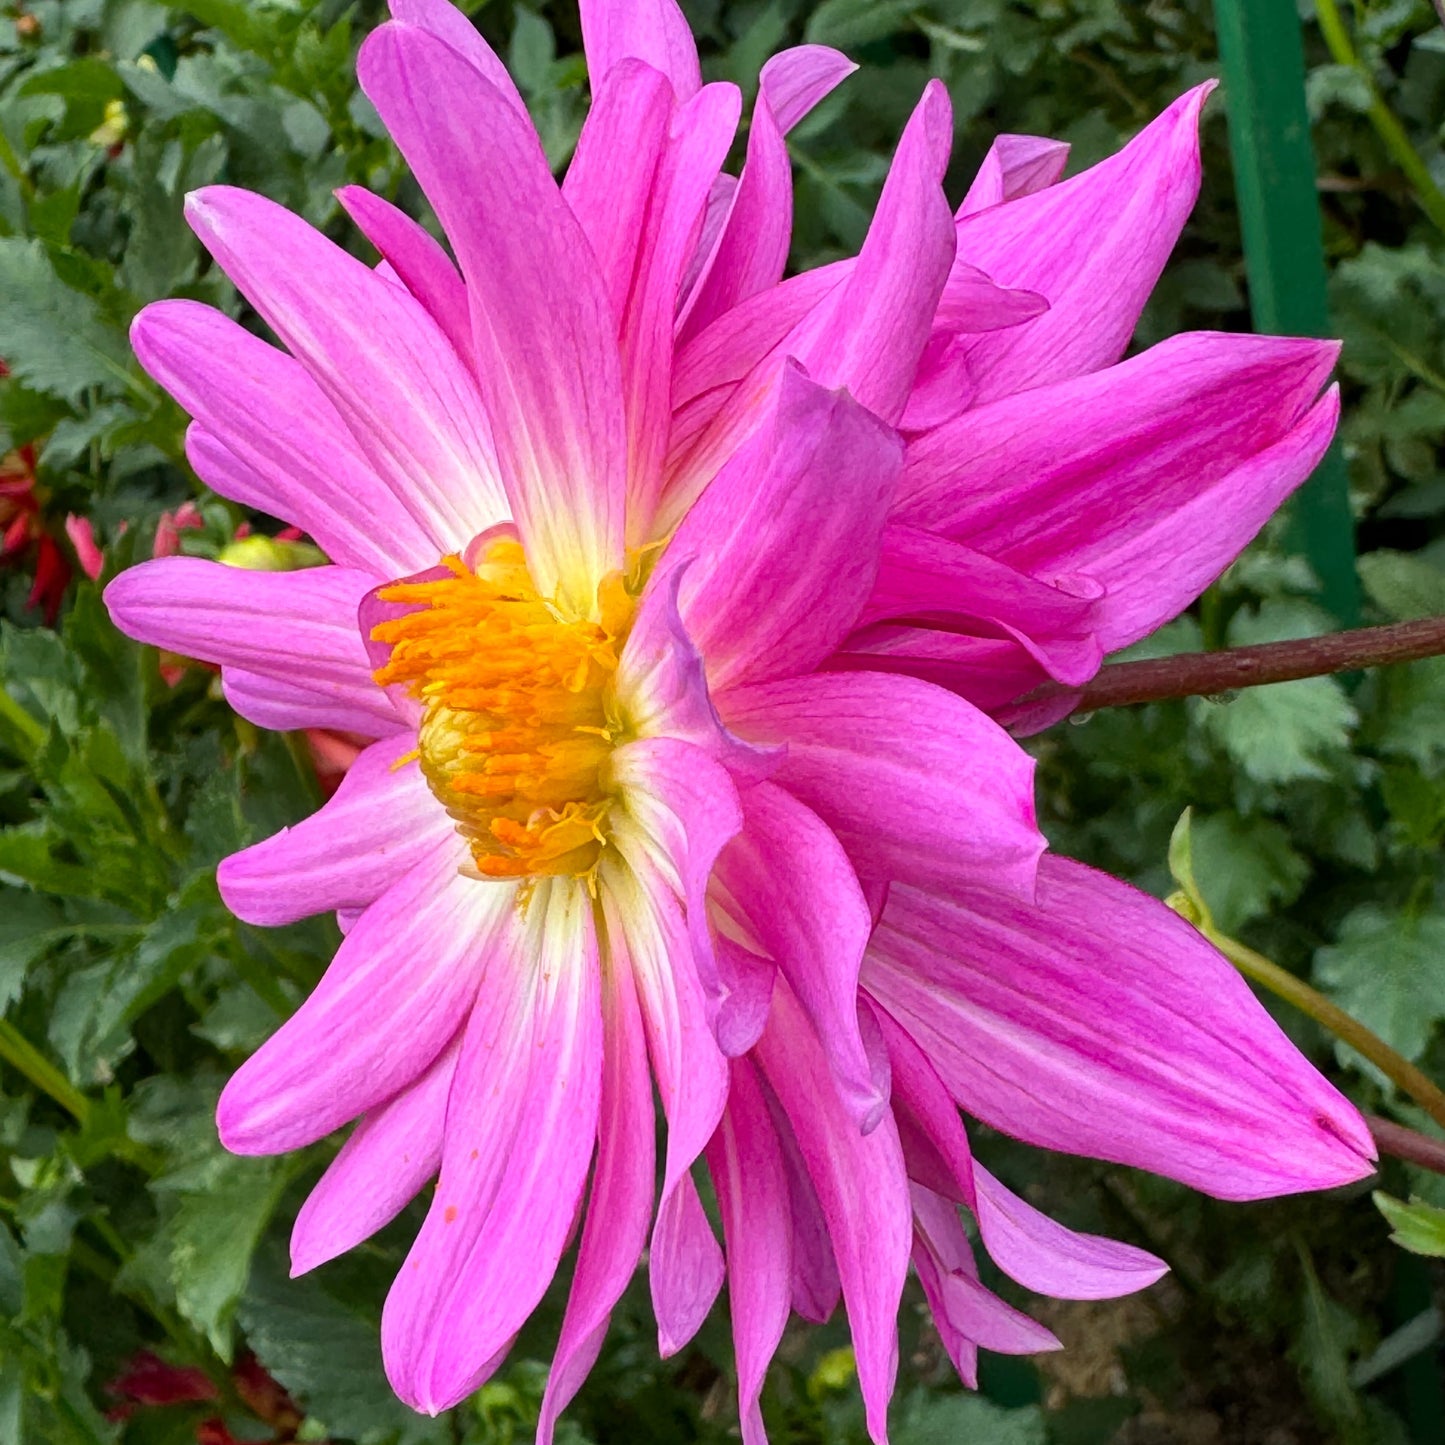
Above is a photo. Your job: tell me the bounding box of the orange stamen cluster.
[371,539,631,880]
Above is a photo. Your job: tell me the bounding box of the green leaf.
[1196,676,1357,784]
[804,0,915,48]
[1188,811,1310,933]
[892,1389,1047,1445]
[0,238,132,403]
[1315,905,1445,1062]
[1358,550,1445,620]
[1373,1192,1445,1257]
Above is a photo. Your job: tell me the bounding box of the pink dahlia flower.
[105,0,1374,1439]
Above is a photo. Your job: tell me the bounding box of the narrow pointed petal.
[538,959,654,1443]
[650,1173,725,1356]
[359,23,626,608]
[620,82,741,537]
[382,880,603,1414]
[706,1058,792,1445]
[218,737,448,927]
[757,982,911,1444]
[388,0,528,116]
[217,850,510,1155]
[898,332,1340,651]
[719,782,882,1131]
[945,83,1213,403]
[678,47,855,342]
[563,60,674,322]
[133,303,435,575]
[290,1035,460,1275]
[664,364,901,693]
[336,186,474,368]
[722,672,1043,898]
[184,186,505,551]
[220,666,404,741]
[579,0,701,99]
[957,134,1070,218]
[862,858,1377,1201]
[105,558,401,733]
[972,1165,1168,1301]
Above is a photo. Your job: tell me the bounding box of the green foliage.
[1374,1191,1445,1256]
[1,0,1444,1443]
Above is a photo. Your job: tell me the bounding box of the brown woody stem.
[1367,1113,1445,1176]
[1031,617,1445,713]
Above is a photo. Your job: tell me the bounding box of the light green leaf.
[1374,1192,1445,1257]
[1188,811,1310,934]
[1197,677,1357,784]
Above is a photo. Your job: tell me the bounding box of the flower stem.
[1209,930,1445,1134]
[1032,616,1445,714]
[0,1017,89,1123]
[1314,0,1445,235]
[1366,1113,1445,1175]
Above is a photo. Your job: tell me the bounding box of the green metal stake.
[1213,0,1360,624]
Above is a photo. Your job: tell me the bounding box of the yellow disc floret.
[370,537,632,881]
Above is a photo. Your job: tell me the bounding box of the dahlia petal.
[717,781,882,1131]
[184,187,504,551]
[972,1165,1168,1301]
[862,858,1377,1201]
[956,134,1070,218]
[783,81,957,426]
[579,0,701,100]
[619,81,742,537]
[132,302,434,575]
[563,60,674,323]
[870,1000,976,1208]
[721,671,1043,897]
[898,332,1340,651]
[336,186,474,368]
[767,1088,841,1323]
[946,83,1213,403]
[678,46,855,342]
[705,1058,792,1445]
[712,934,776,1057]
[220,667,403,741]
[756,981,911,1444]
[388,0,528,116]
[666,363,902,694]
[217,736,449,927]
[911,1186,1060,1381]
[538,959,655,1443]
[382,880,604,1414]
[217,847,507,1155]
[359,24,626,609]
[289,1034,460,1276]
[104,558,400,729]
[650,1173,725,1357]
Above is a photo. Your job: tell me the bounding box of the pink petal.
[649,1173,725,1357]
[717,781,883,1132]
[756,981,911,1444]
[664,363,902,694]
[579,0,701,100]
[945,83,1214,403]
[539,959,655,1442]
[705,1058,792,1445]
[898,332,1340,651]
[722,671,1043,897]
[104,557,401,733]
[388,0,528,116]
[217,736,449,927]
[678,46,855,343]
[563,59,674,324]
[219,667,403,741]
[956,134,1070,218]
[132,303,434,576]
[184,187,504,552]
[911,1185,1059,1386]
[618,81,742,539]
[382,879,604,1413]
[289,1034,461,1275]
[359,23,626,610]
[217,849,510,1155]
[972,1165,1168,1301]
[336,186,474,369]
[862,857,1377,1201]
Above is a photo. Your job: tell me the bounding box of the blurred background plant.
[3,1,1445,1442]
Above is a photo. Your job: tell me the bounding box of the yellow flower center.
[370,538,632,881]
